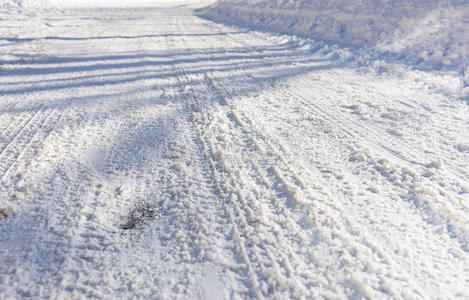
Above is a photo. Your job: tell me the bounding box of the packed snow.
[1,0,468,299]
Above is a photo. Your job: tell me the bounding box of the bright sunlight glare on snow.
[0,0,468,299]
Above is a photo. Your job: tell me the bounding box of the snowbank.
[199,0,469,76]
[46,0,214,8]
[0,0,51,11]
[0,0,214,11]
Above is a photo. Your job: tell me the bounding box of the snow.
[48,0,215,8]
[0,0,214,10]
[1,0,469,299]
[200,0,469,78]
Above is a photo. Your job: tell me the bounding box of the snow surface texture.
[0,0,214,10]
[1,1,469,299]
[46,0,215,8]
[199,0,469,78]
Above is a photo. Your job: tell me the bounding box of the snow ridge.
[199,0,469,76]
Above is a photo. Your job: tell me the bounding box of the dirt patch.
[120,203,160,230]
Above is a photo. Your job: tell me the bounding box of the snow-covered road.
[1,6,468,299]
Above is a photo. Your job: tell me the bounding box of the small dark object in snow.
[0,204,17,220]
[120,203,158,230]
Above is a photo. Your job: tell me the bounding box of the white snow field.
[0,0,469,299]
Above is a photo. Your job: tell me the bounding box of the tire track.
[206,75,401,298]
[52,15,177,298]
[168,17,323,298]
[221,71,467,298]
[197,17,468,286]
[180,16,469,297]
[0,109,31,150]
[0,105,45,162]
[271,75,469,251]
[0,104,62,198]
[182,20,425,297]
[167,19,266,298]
